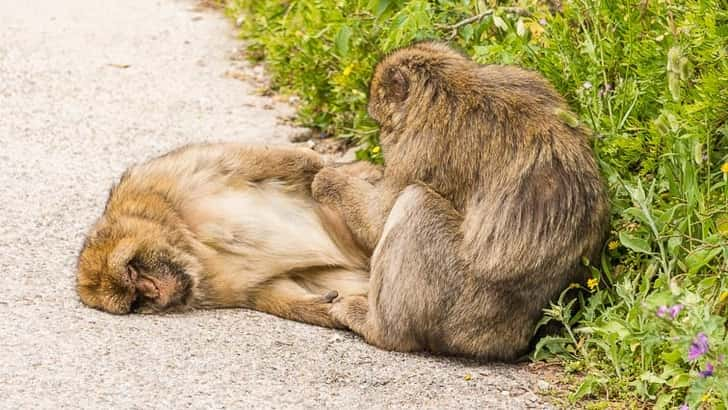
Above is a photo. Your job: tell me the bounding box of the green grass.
[226,0,728,406]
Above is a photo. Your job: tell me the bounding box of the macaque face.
[76,232,194,314]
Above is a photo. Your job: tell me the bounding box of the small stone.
[255,87,272,96]
[224,69,249,82]
[229,48,246,61]
[288,128,315,143]
[336,147,358,163]
[536,379,551,391]
[235,16,245,27]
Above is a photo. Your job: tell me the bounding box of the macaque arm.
[312,168,399,251]
[217,144,325,190]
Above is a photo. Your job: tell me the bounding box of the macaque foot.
[329,295,368,331]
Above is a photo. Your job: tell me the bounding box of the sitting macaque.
[312,42,609,360]
[76,143,373,328]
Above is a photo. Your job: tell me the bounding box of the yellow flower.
[371,146,381,154]
[721,162,728,174]
[524,20,545,40]
[342,63,354,77]
[587,278,599,290]
[463,373,472,381]
[608,240,620,250]
[720,291,728,303]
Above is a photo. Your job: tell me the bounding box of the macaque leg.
[331,184,466,352]
[252,277,343,329]
[312,167,399,251]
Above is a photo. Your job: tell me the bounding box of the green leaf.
[693,141,703,165]
[569,375,600,401]
[516,18,526,37]
[667,236,682,257]
[669,373,691,388]
[334,25,352,57]
[492,15,508,31]
[368,0,392,18]
[532,336,573,360]
[619,231,652,254]
[623,207,649,225]
[595,320,630,339]
[654,393,674,409]
[716,215,728,236]
[660,349,683,364]
[639,371,666,385]
[684,248,722,275]
[460,24,474,41]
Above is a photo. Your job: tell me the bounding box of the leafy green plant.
[227,0,728,406]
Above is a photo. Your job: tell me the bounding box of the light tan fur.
[77,143,372,328]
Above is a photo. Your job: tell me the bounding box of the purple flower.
[688,332,709,361]
[679,405,689,410]
[669,304,684,319]
[657,304,683,319]
[699,362,714,377]
[598,83,614,97]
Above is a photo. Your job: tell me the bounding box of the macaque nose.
[136,276,159,299]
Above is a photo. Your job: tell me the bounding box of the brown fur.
[76,143,374,328]
[312,42,609,360]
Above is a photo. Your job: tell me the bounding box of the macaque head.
[76,218,198,314]
[368,41,471,136]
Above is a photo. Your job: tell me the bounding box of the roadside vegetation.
[226,0,727,407]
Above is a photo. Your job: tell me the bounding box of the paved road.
[0,1,550,408]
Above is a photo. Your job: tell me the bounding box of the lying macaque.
[76,143,373,328]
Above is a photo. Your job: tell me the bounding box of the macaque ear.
[125,264,138,286]
[385,66,409,102]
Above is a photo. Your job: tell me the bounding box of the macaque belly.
[181,181,365,294]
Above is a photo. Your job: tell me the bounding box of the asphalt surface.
[0,1,551,408]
